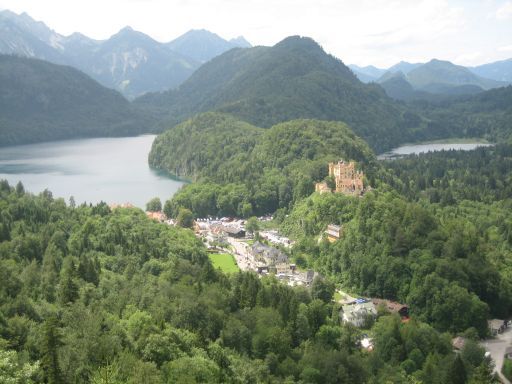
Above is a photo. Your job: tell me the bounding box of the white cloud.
[496,1,512,19]
[454,52,482,65]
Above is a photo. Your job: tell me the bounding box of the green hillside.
[0,55,152,146]
[0,181,494,383]
[137,36,423,153]
[150,113,376,217]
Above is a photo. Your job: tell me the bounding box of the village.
[139,159,368,286]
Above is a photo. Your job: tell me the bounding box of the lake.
[0,135,186,208]
[378,141,494,160]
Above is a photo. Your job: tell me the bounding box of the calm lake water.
[0,135,185,208]
[378,142,494,160]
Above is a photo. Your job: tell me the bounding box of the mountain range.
[0,10,251,98]
[350,59,510,101]
[350,59,512,84]
[1,8,511,152]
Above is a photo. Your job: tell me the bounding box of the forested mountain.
[150,113,376,217]
[0,10,250,98]
[167,29,251,63]
[0,55,151,146]
[137,36,423,152]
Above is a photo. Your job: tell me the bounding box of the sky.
[0,0,511,68]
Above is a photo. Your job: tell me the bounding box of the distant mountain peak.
[229,36,251,48]
[275,35,322,52]
[118,25,135,34]
[426,58,451,65]
[108,26,155,44]
[186,28,216,35]
[167,28,250,63]
[0,9,20,18]
[66,31,90,40]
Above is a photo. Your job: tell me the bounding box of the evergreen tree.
[41,316,64,384]
[58,260,79,305]
[447,355,467,384]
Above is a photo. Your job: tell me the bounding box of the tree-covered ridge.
[149,113,263,182]
[0,55,152,146]
[0,181,498,383]
[137,36,423,152]
[150,113,376,217]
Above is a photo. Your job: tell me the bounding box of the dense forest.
[150,113,377,218]
[1,181,499,383]
[273,143,512,339]
[281,190,512,335]
[382,143,512,204]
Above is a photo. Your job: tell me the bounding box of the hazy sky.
[1,0,511,68]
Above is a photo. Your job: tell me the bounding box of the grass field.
[208,253,240,274]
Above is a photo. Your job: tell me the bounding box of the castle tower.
[328,160,364,196]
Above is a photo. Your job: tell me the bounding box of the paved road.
[226,238,259,271]
[480,328,512,384]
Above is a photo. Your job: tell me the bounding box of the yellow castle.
[315,160,365,196]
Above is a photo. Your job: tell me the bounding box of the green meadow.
[208,253,240,273]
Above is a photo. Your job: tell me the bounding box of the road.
[480,327,512,384]
[226,238,260,271]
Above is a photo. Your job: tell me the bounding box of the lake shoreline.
[0,135,185,208]
[378,139,494,160]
